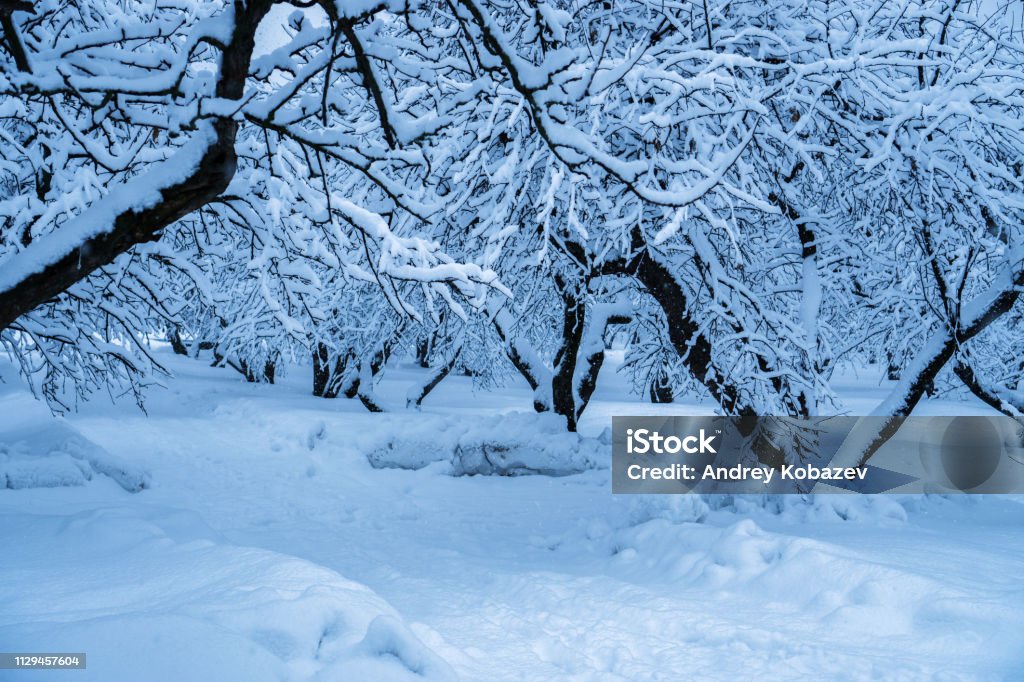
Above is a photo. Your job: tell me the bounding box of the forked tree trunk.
[837,262,1024,467]
[313,343,348,397]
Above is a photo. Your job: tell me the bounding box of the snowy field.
[2,353,1023,681]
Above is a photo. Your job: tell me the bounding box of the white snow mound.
[365,411,606,476]
[0,507,455,682]
[0,420,149,492]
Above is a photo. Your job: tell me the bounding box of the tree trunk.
[407,351,459,409]
[629,247,750,417]
[551,282,586,431]
[169,328,188,356]
[837,261,1024,467]
[313,343,332,396]
[648,368,674,403]
[415,337,431,368]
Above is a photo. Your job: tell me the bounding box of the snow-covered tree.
[3,0,1024,466]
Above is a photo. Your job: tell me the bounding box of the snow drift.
[0,506,455,682]
[364,412,606,476]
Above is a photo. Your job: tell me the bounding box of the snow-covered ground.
[1,353,1023,680]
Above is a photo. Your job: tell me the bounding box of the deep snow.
[1,353,1023,680]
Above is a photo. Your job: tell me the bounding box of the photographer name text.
[624,428,867,484]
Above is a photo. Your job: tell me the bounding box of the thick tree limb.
[954,361,1024,418]
[0,1,31,73]
[407,348,460,409]
[0,1,272,332]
